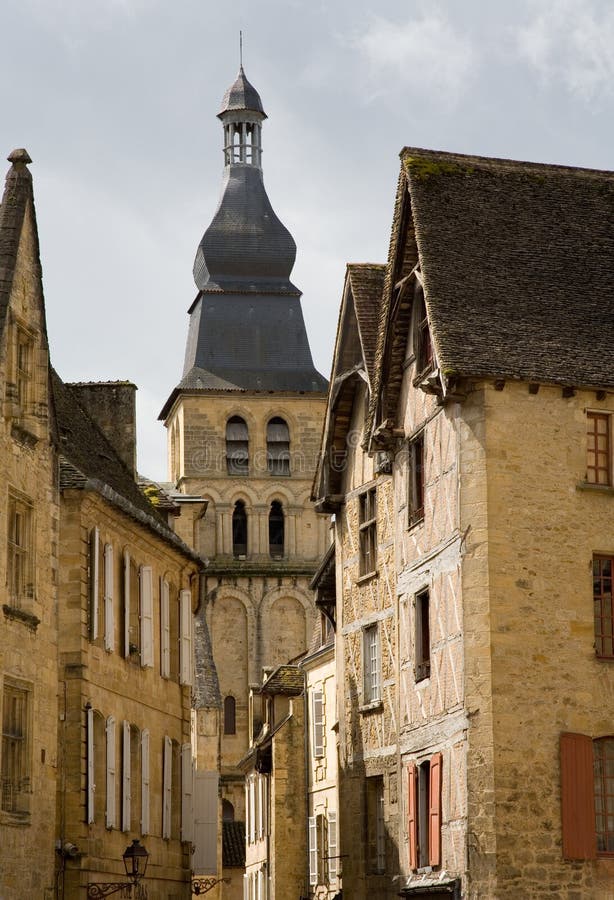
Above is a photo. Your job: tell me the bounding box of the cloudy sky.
[2,0,613,477]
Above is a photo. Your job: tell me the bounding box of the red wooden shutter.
[560,732,597,860]
[407,763,418,871]
[429,752,443,866]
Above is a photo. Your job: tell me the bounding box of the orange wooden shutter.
[560,732,597,860]
[408,763,418,871]
[429,752,443,866]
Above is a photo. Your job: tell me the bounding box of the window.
[180,589,193,686]
[309,812,332,885]
[593,556,614,658]
[15,326,34,416]
[224,696,236,735]
[7,493,33,607]
[233,501,248,557]
[267,417,290,476]
[407,753,442,870]
[226,417,249,475]
[366,776,385,874]
[363,624,381,705]
[587,412,611,485]
[223,798,235,822]
[408,435,425,527]
[139,566,154,668]
[560,732,610,859]
[414,283,434,373]
[312,690,324,758]
[1,681,30,815]
[268,501,284,558]
[87,709,106,824]
[415,589,431,681]
[358,488,377,577]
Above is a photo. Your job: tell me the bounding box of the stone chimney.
[69,381,137,477]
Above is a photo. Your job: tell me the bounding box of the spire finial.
[239,30,243,69]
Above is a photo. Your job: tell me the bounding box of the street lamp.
[87,840,150,899]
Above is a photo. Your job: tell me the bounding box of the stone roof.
[52,369,204,566]
[347,263,386,383]
[219,66,266,118]
[260,664,304,696]
[0,150,43,345]
[222,821,246,868]
[193,609,221,709]
[404,146,614,389]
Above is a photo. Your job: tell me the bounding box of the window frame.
[7,491,34,609]
[1,678,32,818]
[593,555,614,659]
[413,283,434,375]
[363,623,381,705]
[358,488,377,579]
[226,416,249,476]
[408,434,425,528]
[587,411,611,486]
[266,417,291,477]
[415,588,431,682]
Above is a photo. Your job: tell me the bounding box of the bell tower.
[160,66,328,886]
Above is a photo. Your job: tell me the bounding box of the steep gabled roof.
[312,263,385,507]
[369,147,614,446]
[52,369,204,566]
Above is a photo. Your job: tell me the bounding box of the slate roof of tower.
[219,66,266,117]
[52,369,204,565]
[391,147,614,390]
[194,610,221,709]
[0,150,42,345]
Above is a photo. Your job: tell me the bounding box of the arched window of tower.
[224,695,236,735]
[267,417,290,476]
[222,798,235,822]
[269,501,285,559]
[232,501,247,558]
[226,417,249,475]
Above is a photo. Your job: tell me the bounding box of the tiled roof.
[347,263,386,384]
[261,664,304,696]
[223,821,246,868]
[52,369,204,565]
[404,146,614,389]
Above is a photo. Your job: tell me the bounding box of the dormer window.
[226,417,249,475]
[267,418,290,476]
[414,283,434,374]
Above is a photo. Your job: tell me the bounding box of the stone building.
[314,147,614,898]
[240,665,307,900]
[313,262,398,900]
[159,66,328,890]
[0,150,59,899]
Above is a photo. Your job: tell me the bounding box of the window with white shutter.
[122,721,131,831]
[257,775,264,840]
[308,815,318,886]
[181,743,194,842]
[179,589,193,685]
[106,716,116,829]
[104,544,114,651]
[163,735,172,839]
[90,528,100,641]
[123,551,130,657]
[312,689,324,758]
[140,566,154,668]
[249,776,256,845]
[87,706,94,824]
[328,811,338,881]
[141,729,150,835]
[160,578,170,678]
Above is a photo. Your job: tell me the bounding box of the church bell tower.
[160,65,329,878]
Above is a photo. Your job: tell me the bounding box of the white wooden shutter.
[123,550,130,657]
[87,706,95,823]
[90,527,99,640]
[243,875,249,900]
[328,811,338,880]
[104,544,114,651]
[181,743,194,842]
[160,578,170,678]
[163,735,172,839]
[194,771,218,873]
[179,589,193,685]
[249,776,256,845]
[141,729,150,835]
[122,721,131,832]
[257,775,264,840]
[106,716,116,829]
[312,690,324,758]
[308,815,318,886]
[140,566,154,668]
[245,782,250,846]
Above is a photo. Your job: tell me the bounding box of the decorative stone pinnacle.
[8,148,32,166]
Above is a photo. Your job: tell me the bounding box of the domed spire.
[218,66,267,118]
